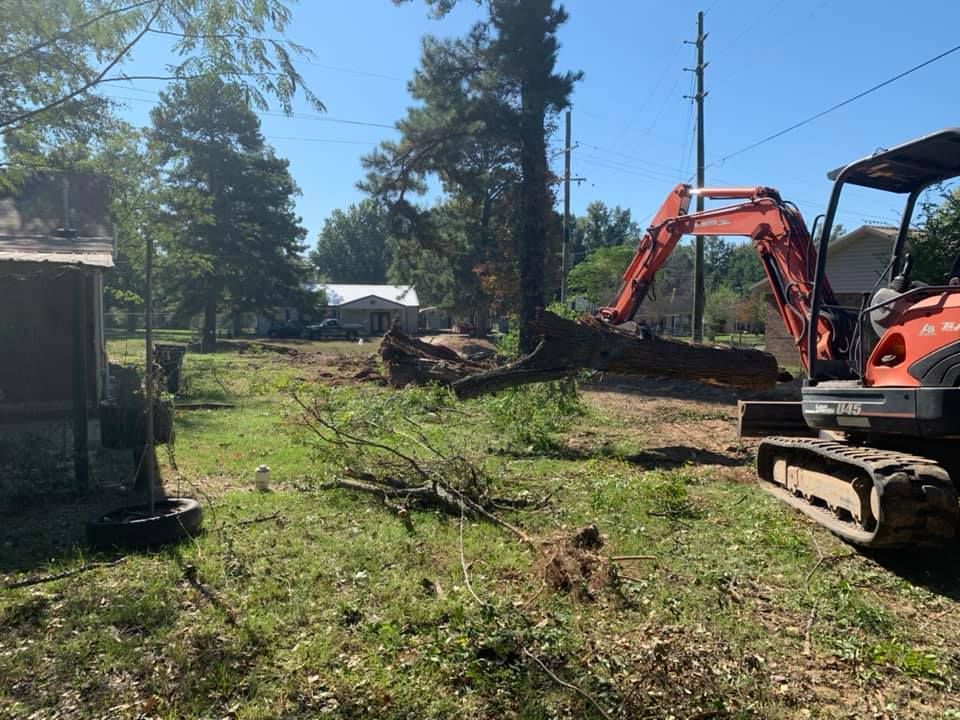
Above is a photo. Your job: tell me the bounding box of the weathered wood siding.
[0,266,99,419]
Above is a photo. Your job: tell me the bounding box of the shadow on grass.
[864,541,960,602]
[582,373,802,405]
[0,443,149,573]
[0,486,134,573]
[497,442,748,469]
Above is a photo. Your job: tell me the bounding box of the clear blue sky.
[107,0,959,247]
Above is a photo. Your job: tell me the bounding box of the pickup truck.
[303,318,365,340]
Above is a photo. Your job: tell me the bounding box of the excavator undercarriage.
[757,437,958,548]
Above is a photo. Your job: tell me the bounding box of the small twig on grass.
[4,559,127,590]
[182,563,239,625]
[919,602,957,631]
[522,647,614,720]
[460,508,487,607]
[802,604,817,656]
[519,580,547,609]
[609,554,657,562]
[452,485,535,548]
[233,511,282,527]
[805,528,852,587]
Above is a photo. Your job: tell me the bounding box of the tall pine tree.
[369,0,579,349]
[150,77,308,351]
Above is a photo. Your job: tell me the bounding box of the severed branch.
[295,390,536,545]
[4,559,127,590]
[522,648,614,720]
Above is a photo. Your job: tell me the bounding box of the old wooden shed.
[0,173,113,442]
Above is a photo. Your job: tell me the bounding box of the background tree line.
[5,0,960,350]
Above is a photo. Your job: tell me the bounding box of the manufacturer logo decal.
[920,323,936,336]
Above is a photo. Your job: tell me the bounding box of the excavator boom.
[599,183,847,372]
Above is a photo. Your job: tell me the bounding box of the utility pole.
[685,11,708,342]
[560,110,572,303]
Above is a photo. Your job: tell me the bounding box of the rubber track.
[757,436,959,548]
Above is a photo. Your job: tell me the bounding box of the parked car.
[266,321,303,339]
[303,318,365,340]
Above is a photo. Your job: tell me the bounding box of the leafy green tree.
[704,285,739,339]
[570,201,641,263]
[724,242,765,294]
[1,0,320,148]
[566,245,635,304]
[149,76,308,351]
[913,188,960,284]
[361,25,522,325]
[704,236,732,291]
[312,200,390,283]
[373,0,579,350]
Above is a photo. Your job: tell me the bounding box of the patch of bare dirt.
[285,351,386,386]
[578,374,758,479]
[207,339,302,355]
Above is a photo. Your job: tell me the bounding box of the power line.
[710,0,788,60]
[713,41,960,166]
[576,142,691,176]
[101,91,396,130]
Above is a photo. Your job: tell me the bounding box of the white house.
[316,283,420,335]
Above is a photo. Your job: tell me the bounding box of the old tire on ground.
[86,497,203,550]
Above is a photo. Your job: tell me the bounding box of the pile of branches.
[292,391,537,542]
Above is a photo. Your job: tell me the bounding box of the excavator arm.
[598,183,850,373]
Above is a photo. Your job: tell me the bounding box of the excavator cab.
[807,128,960,386]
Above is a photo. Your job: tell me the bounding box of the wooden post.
[72,270,89,490]
[686,11,708,343]
[144,231,155,512]
[560,110,571,303]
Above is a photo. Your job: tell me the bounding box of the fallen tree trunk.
[382,311,780,397]
[379,329,490,388]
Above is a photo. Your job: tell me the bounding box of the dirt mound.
[540,524,616,602]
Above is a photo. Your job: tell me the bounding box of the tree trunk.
[201,294,217,354]
[126,308,137,332]
[517,84,548,354]
[380,311,781,397]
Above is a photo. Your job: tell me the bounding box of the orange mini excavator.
[598,128,960,548]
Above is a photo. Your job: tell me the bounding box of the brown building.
[755,225,898,367]
[0,173,113,424]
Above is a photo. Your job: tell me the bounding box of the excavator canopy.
[827,127,960,193]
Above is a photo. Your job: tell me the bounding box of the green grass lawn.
[2,338,959,719]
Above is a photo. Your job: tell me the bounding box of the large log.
[380,330,490,388]
[381,312,781,397]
